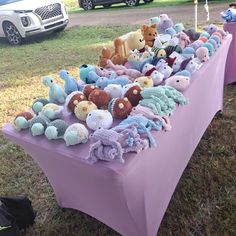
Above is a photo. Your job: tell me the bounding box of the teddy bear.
[141,24,158,47]
[126,31,146,53]
[98,47,112,68]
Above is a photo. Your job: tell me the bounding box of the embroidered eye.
[149,33,152,36]
[51,80,53,83]
[139,39,142,42]
[176,80,180,83]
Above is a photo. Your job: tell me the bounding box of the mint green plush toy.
[32,98,50,114]
[45,119,69,140]
[29,115,50,136]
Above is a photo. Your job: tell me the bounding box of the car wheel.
[143,0,153,3]
[3,21,22,45]
[125,0,139,7]
[103,4,111,8]
[81,0,95,10]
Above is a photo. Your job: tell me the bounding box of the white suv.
[0,0,69,45]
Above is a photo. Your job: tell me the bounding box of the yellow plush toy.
[126,31,146,53]
[74,101,97,121]
[134,76,154,88]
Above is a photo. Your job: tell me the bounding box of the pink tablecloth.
[2,35,232,236]
[224,22,236,84]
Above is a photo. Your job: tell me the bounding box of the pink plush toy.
[165,75,190,92]
[177,32,191,49]
[196,47,210,63]
[95,66,115,78]
[107,59,142,81]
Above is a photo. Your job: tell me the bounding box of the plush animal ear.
[151,24,157,29]
[141,25,148,32]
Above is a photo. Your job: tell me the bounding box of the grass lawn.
[0,24,236,236]
[64,0,232,13]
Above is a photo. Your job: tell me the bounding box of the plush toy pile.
[13,15,227,164]
[221,4,236,22]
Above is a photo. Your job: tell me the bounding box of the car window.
[0,0,22,6]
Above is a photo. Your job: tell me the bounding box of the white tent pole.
[194,0,198,31]
[205,0,210,21]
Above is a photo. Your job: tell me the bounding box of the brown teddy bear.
[98,47,112,68]
[141,24,157,47]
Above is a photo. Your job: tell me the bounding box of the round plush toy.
[32,98,50,114]
[88,89,110,109]
[14,112,34,131]
[198,37,208,43]
[86,110,113,130]
[64,123,89,146]
[104,84,123,99]
[74,101,97,121]
[65,91,87,113]
[122,83,143,106]
[40,103,63,120]
[165,75,190,92]
[108,98,132,119]
[212,32,223,43]
[29,116,49,136]
[135,76,154,88]
[83,84,97,99]
[45,119,69,140]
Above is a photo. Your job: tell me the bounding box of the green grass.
[64,0,231,14]
[0,25,236,236]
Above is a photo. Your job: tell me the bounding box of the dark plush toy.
[83,84,97,99]
[88,89,111,109]
[184,29,201,41]
[122,84,143,106]
[65,91,87,113]
[108,97,133,119]
[165,45,182,57]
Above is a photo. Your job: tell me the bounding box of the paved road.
[68,3,228,27]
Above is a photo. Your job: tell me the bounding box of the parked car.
[0,0,69,45]
[79,0,153,11]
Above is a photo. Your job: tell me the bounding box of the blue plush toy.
[209,35,221,48]
[182,47,195,55]
[32,98,50,114]
[174,23,185,33]
[202,42,215,56]
[165,27,176,37]
[207,39,218,51]
[59,70,80,94]
[79,64,95,84]
[221,8,236,22]
[148,17,160,27]
[175,70,191,78]
[42,76,67,104]
[200,31,210,39]
[93,74,131,89]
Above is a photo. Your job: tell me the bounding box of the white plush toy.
[86,110,113,131]
[157,63,173,80]
[104,84,123,99]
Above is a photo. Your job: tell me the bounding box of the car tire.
[125,0,140,7]
[143,0,153,3]
[3,21,22,45]
[103,4,111,8]
[80,0,95,10]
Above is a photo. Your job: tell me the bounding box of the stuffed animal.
[157,63,173,79]
[188,40,204,51]
[152,47,167,58]
[141,63,164,85]
[159,14,169,21]
[200,31,210,39]
[98,47,112,67]
[141,24,158,47]
[159,18,174,34]
[88,89,110,109]
[165,75,190,92]
[204,24,226,37]
[40,103,63,120]
[148,17,160,27]
[45,119,69,140]
[64,123,89,146]
[83,84,97,98]
[164,45,182,57]
[134,76,154,88]
[196,47,210,63]
[108,97,132,119]
[126,31,146,53]
[32,98,50,114]
[174,23,185,33]
[207,39,218,51]
[182,47,195,55]
[79,64,96,84]
[198,37,208,43]
[177,32,191,49]
[42,76,67,104]
[14,112,34,131]
[104,84,123,99]
[184,29,200,41]
[155,58,168,68]
[165,27,177,37]
[65,91,87,113]
[212,32,223,43]
[172,57,183,73]
[110,38,127,65]
[59,70,79,95]
[221,8,236,22]
[180,58,199,74]
[209,35,221,48]
[95,74,131,89]
[74,101,97,121]
[202,42,215,56]
[130,104,172,131]
[29,115,50,136]
[127,49,140,62]
[175,70,191,78]
[122,83,143,106]
[95,66,116,78]
[86,110,113,130]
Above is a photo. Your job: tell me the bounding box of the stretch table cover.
[224,23,236,84]
[3,35,232,236]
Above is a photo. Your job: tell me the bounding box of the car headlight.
[21,16,31,27]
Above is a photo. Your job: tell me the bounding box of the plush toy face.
[202,42,215,56]
[204,24,218,35]
[141,63,155,75]
[156,58,167,68]
[79,64,95,84]
[165,75,190,92]
[159,19,174,31]
[174,23,185,33]
[127,32,145,52]
[128,50,140,61]
[148,17,160,26]
[74,101,97,121]
[159,14,169,21]
[122,84,142,106]
[104,84,123,99]
[141,24,158,47]
[157,64,173,79]
[88,89,110,109]
[165,27,176,36]
[42,76,54,88]
[172,58,182,73]
[135,76,154,88]
[196,47,210,63]
[185,59,199,74]
[86,110,113,130]
[109,98,132,119]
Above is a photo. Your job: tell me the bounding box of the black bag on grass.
[0,197,36,236]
